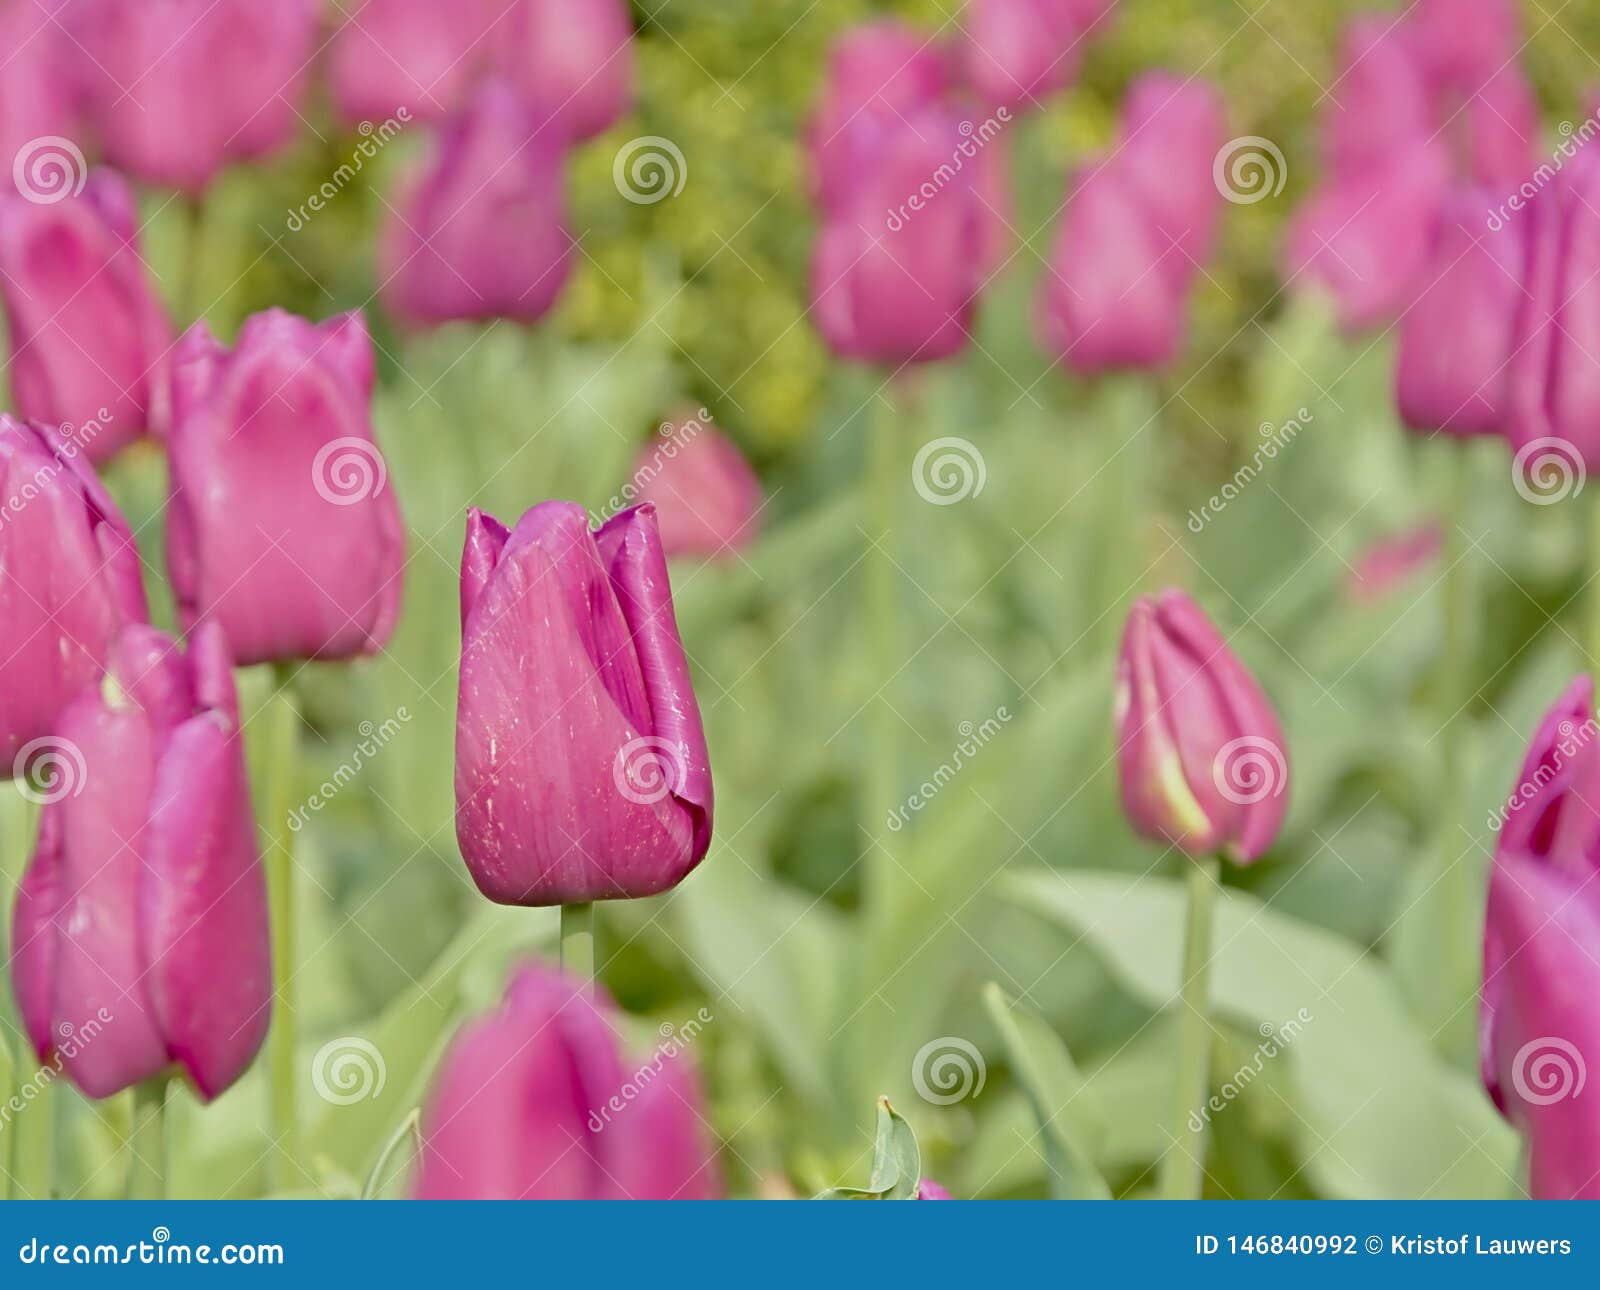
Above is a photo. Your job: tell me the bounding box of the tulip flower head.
[10,623,270,1101]
[1114,591,1289,864]
[0,0,80,198]
[1482,677,1600,1198]
[628,413,764,561]
[455,501,713,906]
[490,0,635,142]
[416,962,720,1199]
[166,309,405,666]
[330,0,493,125]
[960,0,1108,110]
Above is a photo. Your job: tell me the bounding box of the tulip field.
[2,0,1600,1212]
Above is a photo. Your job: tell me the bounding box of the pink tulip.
[491,0,634,142]
[1344,523,1443,605]
[1320,18,1436,181]
[380,82,573,327]
[628,414,763,561]
[1117,72,1229,271]
[959,0,1090,110]
[0,0,80,197]
[165,309,405,665]
[10,623,270,1100]
[330,0,493,125]
[0,169,173,460]
[1415,0,1523,91]
[917,1179,953,1199]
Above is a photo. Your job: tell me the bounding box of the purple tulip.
[491,0,634,142]
[0,0,79,197]
[629,414,763,561]
[69,0,319,191]
[415,962,721,1199]
[1481,677,1600,1198]
[0,170,173,460]
[330,0,492,125]
[959,0,1094,110]
[165,309,405,666]
[455,501,713,906]
[9,622,270,1101]
[0,416,148,771]
[1116,72,1228,272]
[379,82,574,327]
[1114,590,1289,865]
[1396,187,1525,436]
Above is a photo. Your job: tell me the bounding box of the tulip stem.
[4,788,52,1200]
[179,194,207,323]
[127,1079,168,1200]
[866,385,902,909]
[259,673,301,1190]
[1162,856,1219,1200]
[560,903,595,984]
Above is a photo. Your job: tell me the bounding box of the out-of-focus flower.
[1114,589,1289,865]
[1116,72,1228,270]
[379,82,573,327]
[1450,66,1539,189]
[1344,522,1443,606]
[9,623,270,1101]
[1396,187,1524,436]
[628,414,763,561]
[916,1179,953,1199]
[69,0,320,191]
[415,962,721,1199]
[0,416,147,770]
[1415,0,1522,90]
[165,309,405,666]
[1320,18,1436,180]
[330,0,492,125]
[0,0,79,195]
[455,501,713,906]
[0,170,173,460]
[1481,676,1600,1199]
[491,0,634,142]
[959,0,1090,110]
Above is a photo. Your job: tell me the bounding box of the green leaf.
[0,1027,12,1201]
[981,984,1111,1199]
[815,1098,922,1200]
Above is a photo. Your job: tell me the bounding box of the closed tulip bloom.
[1454,67,1539,189]
[166,309,405,665]
[1117,72,1228,270]
[1320,18,1435,181]
[0,416,148,770]
[1482,677,1600,1198]
[0,0,79,197]
[917,1179,953,1199]
[629,416,763,561]
[960,0,1088,110]
[380,82,573,327]
[1114,590,1289,864]
[415,963,721,1199]
[455,501,713,906]
[9,623,270,1101]
[491,0,634,142]
[1415,0,1522,90]
[0,170,173,460]
[330,0,492,125]
[1396,188,1525,435]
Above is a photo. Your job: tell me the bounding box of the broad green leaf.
[815,1098,921,1200]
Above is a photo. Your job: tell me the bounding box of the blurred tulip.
[0,0,79,196]
[1321,17,1435,180]
[0,416,148,770]
[1114,590,1289,864]
[1453,66,1539,189]
[416,962,721,1199]
[1482,676,1600,1198]
[491,0,634,141]
[917,1179,953,1199]
[330,0,492,125]
[69,0,319,191]
[628,414,763,561]
[380,82,573,327]
[960,0,1089,109]
[1415,0,1522,90]
[9,623,270,1101]
[455,501,713,906]
[0,170,173,459]
[165,309,405,665]
[1117,72,1228,270]
[1396,188,1525,435]
[1345,522,1443,606]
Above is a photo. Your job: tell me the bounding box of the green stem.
[360,1108,421,1200]
[1440,446,1474,791]
[1100,377,1154,650]
[560,903,594,984]
[260,674,301,1189]
[1162,856,1220,1200]
[4,788,51,1200]
[179,194,207,323]
[866,386,902,917]
[1589,488,1600,675]
[127,1079,168,1200]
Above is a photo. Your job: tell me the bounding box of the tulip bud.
[0,0,79,197]
[1455,67,1539,189]
[0,170,173,459]
[628,414,763,561]
[330,0,492,125]
[1114,590,1289,864]
[165,309,405,665]
[1396,188,1525,436]
[959,0,1090,110]
[9,623,270,1101]
[69,0,319,191]
[1415,0,1522,91]
[415,962,721,1199]
[0,416,148,770]
[491,0,634,142]
[1320,18,1435,181]
[379,82,574,327]
[1117,72,1228,271]
[1481,677,1600,1198]
[455,502,713,906]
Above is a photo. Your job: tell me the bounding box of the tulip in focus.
[492,0,635,141]
[1114,590,1289,864]
[9,623,270,1100]
[166,309,405,665]
[330,0,492,125]
[628,413,763,561]
[0,416,148,770]
[455,501,713,905]
[380,82,574,327]
[1481,677,1600,1198]
[0,170,173,459]
[415,962,720,1199]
